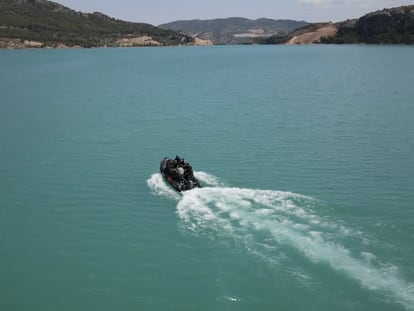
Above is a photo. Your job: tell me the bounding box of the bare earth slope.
[286,24,338,44]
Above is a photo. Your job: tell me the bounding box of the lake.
[1,45,414,310]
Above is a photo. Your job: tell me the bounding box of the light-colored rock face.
[194,37,213,46]
[286,24,338,45]
[115,36,161,47]
[0,38,45,49]
[23,40,44,48]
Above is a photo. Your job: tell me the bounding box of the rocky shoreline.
[0,35,213,49]
[0,38,73,49]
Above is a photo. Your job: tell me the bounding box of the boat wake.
[147,172,414,310]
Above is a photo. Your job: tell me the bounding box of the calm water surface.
[1,45,414,310]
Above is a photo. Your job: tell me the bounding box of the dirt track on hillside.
[286,24,338,44]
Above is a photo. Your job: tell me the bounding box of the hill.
[321,5,414,44]
[0,0,194,48]
[159,17,308,45]
[255,5,414,45]
[2,1,412,48]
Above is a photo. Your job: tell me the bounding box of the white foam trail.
[147,172,414,310]
[146,171,223,200]
[146,173,181,201]
[194,171,226,187]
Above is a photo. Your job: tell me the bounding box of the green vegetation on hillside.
[1,1,413,47]
[321,6,414,44]
[0,0,193,47]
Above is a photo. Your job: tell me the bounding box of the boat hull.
[160,157,202,192]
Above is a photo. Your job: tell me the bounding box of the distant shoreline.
[1,1,412,48]
[0,36,213,50]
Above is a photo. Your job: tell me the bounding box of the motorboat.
[160,156,202,192]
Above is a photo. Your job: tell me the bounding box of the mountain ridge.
[1,1,413,48]
[159,17,308,44]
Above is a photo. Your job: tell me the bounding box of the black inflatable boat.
[160,156,202,192]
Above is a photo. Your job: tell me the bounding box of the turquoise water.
[1,45,414,310]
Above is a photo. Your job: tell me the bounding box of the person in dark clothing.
[175,155,185,166]
[183,163,194,180]
[166,160,174,174]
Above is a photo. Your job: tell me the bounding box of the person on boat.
[177,166,185,177]
[167,159,179,176]
[165,160,172,174]
[183,162,194,180]
[175,155,185,166]
[171,166,184,184]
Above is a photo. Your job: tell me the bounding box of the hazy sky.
[57,0,413,25]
